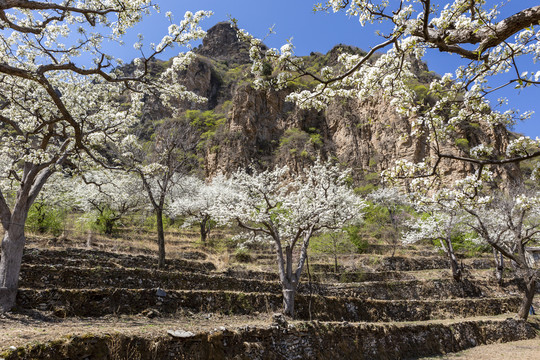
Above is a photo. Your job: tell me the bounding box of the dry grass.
[2,312,536,354]
[0,312,273,352]
[417,338,540,360]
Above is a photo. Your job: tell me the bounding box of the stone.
[141,309,161,318]
[272,313,288,328]
[156,288,166,298]
[167,329,196,338]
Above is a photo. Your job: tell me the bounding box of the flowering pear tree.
[464,190,540,320]
[368,187,410,257]
[407,171,540,319]
[404,196,472,282]
[169,175,226,244]
[211,160,366,317]
[74,170,145,236]
[119,117,201,268]
[236,1,540,178]
[0,1,211,311]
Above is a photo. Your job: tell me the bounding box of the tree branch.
[412,5,540,60]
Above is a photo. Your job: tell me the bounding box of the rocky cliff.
[152,22,521,183]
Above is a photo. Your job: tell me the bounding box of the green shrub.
[344,225,369,253]
[26,203,65,236]
[433,232,490,257]
[354,183,377,196]
[92,206,121,235]
[235,247,252,263]
[143,214,173,232]
[454,138,470,150]
[311,231,356,255]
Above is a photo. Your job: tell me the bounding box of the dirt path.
[418,338,540,359]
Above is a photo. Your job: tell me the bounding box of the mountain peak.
[194,22,257,64]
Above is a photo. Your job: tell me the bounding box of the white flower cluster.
[316,0,391,26]
[382,159,430,181]
[469,144,494,159]
[169,175,227,227]
[73,170,145,214]
[429,0,491,32]
[0,1,212,232]
[209,159,366,248]
[506,136,540,157]
[368,187,410,209]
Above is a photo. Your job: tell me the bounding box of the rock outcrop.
[203,82,519,183]
[194,22,254,65]
[151,22,522,183]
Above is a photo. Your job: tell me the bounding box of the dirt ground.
[2,312,539,358]
[3,235,539,359]
[418,338,540,359]
[0,311,272,353]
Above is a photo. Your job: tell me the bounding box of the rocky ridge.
[143,22,520,183]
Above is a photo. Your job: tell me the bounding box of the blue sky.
[112,0,540,137]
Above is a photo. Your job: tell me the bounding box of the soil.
[417,338,540,360]
[0,311,271,352]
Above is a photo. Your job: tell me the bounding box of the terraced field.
[1,237,538,359]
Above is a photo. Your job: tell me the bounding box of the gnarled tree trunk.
[517,272,536,320]
[0,163,56,312]
[444,237,462,282]
[0,222,26,312]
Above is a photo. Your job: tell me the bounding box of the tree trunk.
[282,286,295,318]
[0,223,26,312]
[439,239,448,253]
[86,230,93,248]
[331,234,338,273]
[306,252,313,321]
[200,218,208,243]
[156,209,165,269]
[445,237,462,282]
[493,249,504,286]
[517,274,536,320]
[280,245,298,318]
[449,256,462,282]
[105,219,114,236]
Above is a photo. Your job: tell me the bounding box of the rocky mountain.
[142,22,520,184]
[193,22,255,65]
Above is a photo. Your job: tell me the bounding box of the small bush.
[345,225,369,253]
[94,207,118,235]
[235,247,252,263]
[26,203,65,236]
[433,232,490,257]
[143,214,173,232]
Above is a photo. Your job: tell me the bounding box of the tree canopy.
[0,0,211,311]
[235,1,540,180]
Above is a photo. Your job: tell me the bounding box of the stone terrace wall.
[17,288,521,322]
[3,319,535,360]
